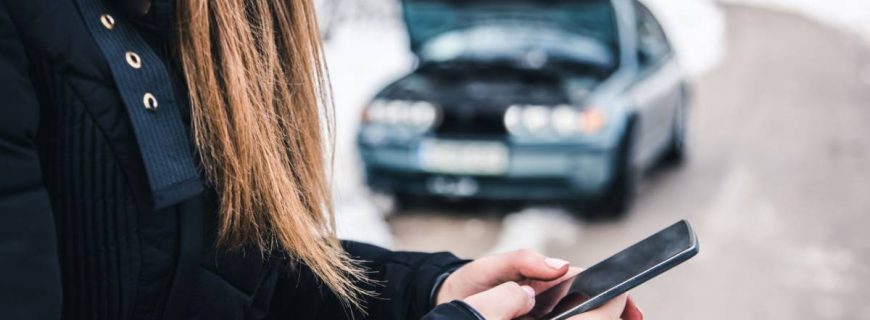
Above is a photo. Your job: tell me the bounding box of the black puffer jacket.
[0,0,483,319]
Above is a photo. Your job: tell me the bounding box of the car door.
[626,1,682,168]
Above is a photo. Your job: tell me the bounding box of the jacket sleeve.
[422,301,485,320]
[342,241,469,319]
[0,2,63,318]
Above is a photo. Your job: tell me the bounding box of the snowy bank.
[721,0,870,45]
[643,0,728,76]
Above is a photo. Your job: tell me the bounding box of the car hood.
[377,64,600,109]
[401,0,617,53]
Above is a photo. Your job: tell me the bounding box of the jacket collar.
[78,0,204,209]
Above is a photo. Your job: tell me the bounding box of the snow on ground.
[325,0,728,250]
[326,20,410,248]
[642,0,728,76]
[721,0,870,45]
[485,208,581,255]
[721,0,870,90]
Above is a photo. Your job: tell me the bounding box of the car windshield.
[419,25,615,70]
[403,0,620,69]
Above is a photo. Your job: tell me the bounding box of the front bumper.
[359,141,618,201]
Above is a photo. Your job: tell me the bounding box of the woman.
[0,0,642,319]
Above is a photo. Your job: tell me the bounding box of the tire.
[662,96,688,166]
[391,193,414,214]
[594,122,640,217]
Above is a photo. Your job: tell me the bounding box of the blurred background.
[318,0,870,319]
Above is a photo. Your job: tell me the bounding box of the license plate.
[418,140,509,175]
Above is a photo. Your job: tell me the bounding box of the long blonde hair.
[176,0,368,308]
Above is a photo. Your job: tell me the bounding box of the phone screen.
[526,220,698,320]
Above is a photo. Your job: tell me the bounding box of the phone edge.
[548,220,700,320]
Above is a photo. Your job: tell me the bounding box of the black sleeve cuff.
[422,300,486,320]
[410,253,470,317]
[429,271,454,307]
[341,241,470,319]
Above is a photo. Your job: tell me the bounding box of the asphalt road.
[387,6,870,320]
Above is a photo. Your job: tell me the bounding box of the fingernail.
[521,285,536,299]
[545,258,569,269]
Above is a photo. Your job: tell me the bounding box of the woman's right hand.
[462,283,643,320]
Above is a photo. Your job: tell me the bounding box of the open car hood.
[401,0,617,53]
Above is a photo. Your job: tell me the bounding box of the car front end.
[357,0,628,203]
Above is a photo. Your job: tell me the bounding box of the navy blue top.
[0,0,477,319]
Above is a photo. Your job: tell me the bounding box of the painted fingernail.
[521,285,536,299]
[545,258,569,269]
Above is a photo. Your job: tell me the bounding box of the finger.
[570,294,628,320]
[526,276,575,317]
[621,295,644,320]
[463,282,536,320]
[528,266,584,293]
[480,249,570,284]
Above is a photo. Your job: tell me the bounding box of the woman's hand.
[566,294,643,320]
[461,287,642,320]
[435,249,643,320]
[462,281,537,319]
[436,249,573,304]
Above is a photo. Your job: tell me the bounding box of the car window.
[635,2,671,68]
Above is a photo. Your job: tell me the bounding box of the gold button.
[100,14,115,30]
[125,51,142,69]
[143,93,158,111]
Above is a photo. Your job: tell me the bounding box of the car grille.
[427,76,567,137]
[435,106,507,136]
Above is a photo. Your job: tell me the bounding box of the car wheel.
[662,96,688,166]
[595,122,639,217]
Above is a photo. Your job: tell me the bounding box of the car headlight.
[504,104,607,137]
[551,105,579,135]
[522,105,551,134]
[409,101,438,127]
[363,99,439,131]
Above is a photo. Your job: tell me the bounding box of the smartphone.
[526,220,699,320]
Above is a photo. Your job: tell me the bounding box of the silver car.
[357,0,689,216]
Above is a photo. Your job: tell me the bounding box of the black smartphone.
[526,220,699,320]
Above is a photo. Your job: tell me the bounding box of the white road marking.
[699,165,757,240]
[860,64,870,86]
[700,165,857,317]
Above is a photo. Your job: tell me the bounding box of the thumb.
[463,282,536,320]
[481,249,570,284]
